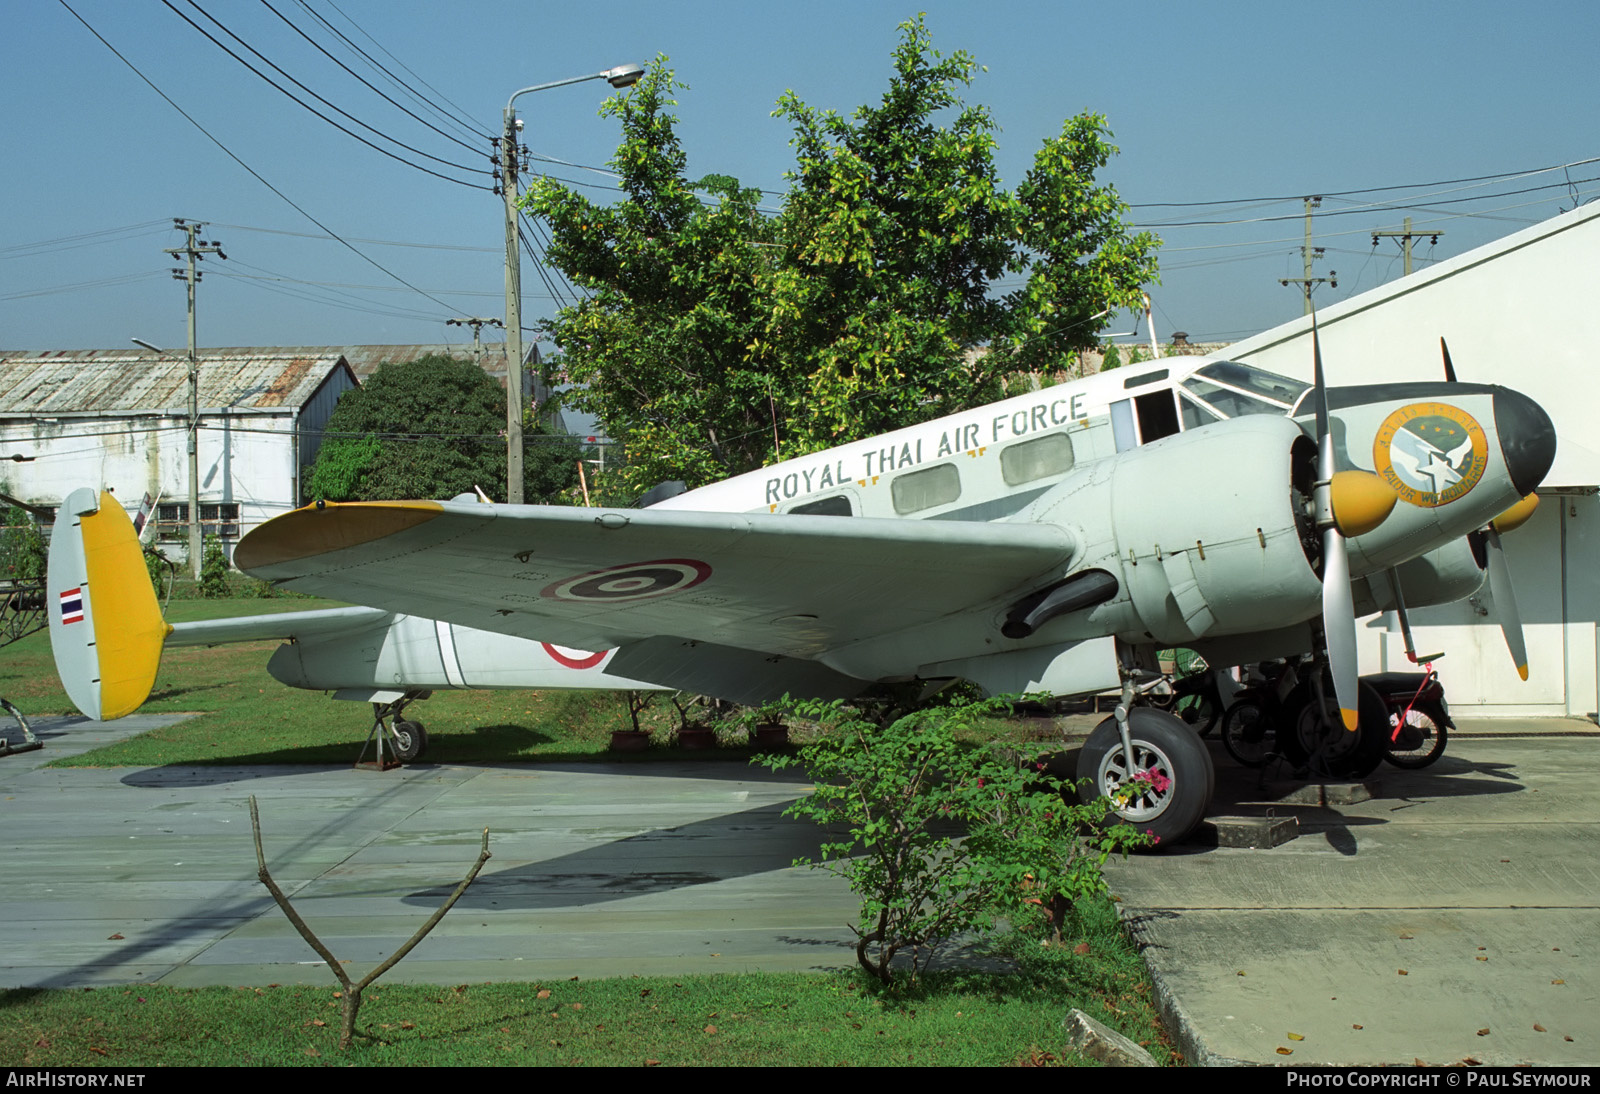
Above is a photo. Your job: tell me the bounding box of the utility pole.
[446,317,503,361]
[1372,217,1441,278]
[497,118,528,505]
[1280,197,1334,314]
[163,219,225,580]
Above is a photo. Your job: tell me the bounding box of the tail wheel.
[391,719,428,763]
[1384,700,1449,769]
[1279,677,1387,780]
[1076,707,1214,847]
[1220,699,1272,768]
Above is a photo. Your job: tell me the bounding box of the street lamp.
[501,63,645,504]
[133,337,202,579]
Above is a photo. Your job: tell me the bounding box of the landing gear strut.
[357,691,431,770]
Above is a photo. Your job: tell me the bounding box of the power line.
[57,0,460,319]
[258,0,489,158]
[308,0,489,142]
[160,0,491,187]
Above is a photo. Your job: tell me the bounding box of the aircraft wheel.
[1220,699,1272,768]
[1278,678,1386,780]
[1177,687,1222,737]
[1076,708,1214,847]
[1383,701,1449,769]
[392,719,428,763]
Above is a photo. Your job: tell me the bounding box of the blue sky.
[5,0,1598,355]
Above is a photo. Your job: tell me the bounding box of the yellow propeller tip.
[1517,665,1529,682]
[1341,709,1360,732]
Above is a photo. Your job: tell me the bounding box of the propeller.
[1311,319,1361,732]
[1444,334,1533,680]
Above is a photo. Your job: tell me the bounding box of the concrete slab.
[1107,731,1600,1066]
[1,716,859,989]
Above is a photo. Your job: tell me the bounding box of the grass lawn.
[0,898,1176,1067]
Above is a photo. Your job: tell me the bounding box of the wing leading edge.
[236,501,1078,661]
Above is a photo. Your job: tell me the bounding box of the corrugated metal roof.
[0,350,352,415]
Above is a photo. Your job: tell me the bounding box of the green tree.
[527,18,1158,495]
[307,354,580,503]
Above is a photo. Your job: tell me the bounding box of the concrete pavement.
[1,712,1596,1066]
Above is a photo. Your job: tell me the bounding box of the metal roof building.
[0,348,357,560]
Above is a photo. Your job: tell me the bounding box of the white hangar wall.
[0,408,305,551]
[1222,202,1600,717]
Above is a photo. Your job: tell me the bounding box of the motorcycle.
[1363,670,1452,769]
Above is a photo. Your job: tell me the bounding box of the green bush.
[199,536,231,598]
[761,695,1150,984]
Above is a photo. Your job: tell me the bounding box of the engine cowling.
[1015,415,1323,646]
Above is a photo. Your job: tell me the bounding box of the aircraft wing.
[235,501,1077,659]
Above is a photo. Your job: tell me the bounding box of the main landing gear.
[1076,654,1215,846]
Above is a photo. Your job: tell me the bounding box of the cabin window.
[891,463,961,515]
[790,495,854,516]
[1000,433,1075,486]
[1122,368,1170,389]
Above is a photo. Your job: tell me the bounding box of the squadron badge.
[1372,402,1487,507]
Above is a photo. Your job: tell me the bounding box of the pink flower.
[1131,769,1172,793]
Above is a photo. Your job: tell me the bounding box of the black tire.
[1076,707,1215,846]
[1176,681,1222,737]
[392,719,428,763]
[1278,677,1387,780]
[1383,699,1449,769]
[1220,699,1272,768]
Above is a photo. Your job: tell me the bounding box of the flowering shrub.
[760,695,1151,984]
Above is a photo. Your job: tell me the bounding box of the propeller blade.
[1322,523,1361,730]
[1484,527,1529,681]
[1311,311,1358,729]
[1440,336,1458,383]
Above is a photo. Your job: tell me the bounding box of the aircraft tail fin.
[47,489,172,720]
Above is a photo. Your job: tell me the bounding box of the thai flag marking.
[60,588,84,625]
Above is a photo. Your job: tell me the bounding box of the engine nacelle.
[1352,536,1487,616]
[1015,415,1322,647]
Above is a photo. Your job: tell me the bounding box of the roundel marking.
[542,643,607,669]
[1372,402,1488,508]
[541,558,712,603]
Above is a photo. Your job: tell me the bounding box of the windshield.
[1194,362,1309,407]
[1181,361,1310,419]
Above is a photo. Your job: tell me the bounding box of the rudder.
[47,489,170,720]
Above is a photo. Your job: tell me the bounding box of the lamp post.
[501,63,644,504]
[132,336,202,580]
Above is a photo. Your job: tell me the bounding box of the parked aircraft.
[47,343,1554,843]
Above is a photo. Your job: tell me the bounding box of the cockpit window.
[1194,361,1309,408]
[1179,393,1222,430]
[1181,379,1285,419]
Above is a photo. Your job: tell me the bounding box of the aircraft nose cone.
[1494,388,1557,497]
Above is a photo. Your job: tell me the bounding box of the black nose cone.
[1495,388,1557,497]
